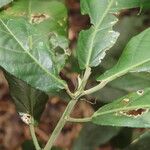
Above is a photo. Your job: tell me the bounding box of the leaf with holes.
[4,71,48,125]
[92,88,150,127]
[1,0,68,36]
[91,73,150,103]
[0,18,66,93]
[0,0,13,8]
[76,0,150,70]
[0,0,69,72]
[97,28,150,83]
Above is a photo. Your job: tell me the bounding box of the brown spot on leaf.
[31,13,49,24]
[119,108,149,118]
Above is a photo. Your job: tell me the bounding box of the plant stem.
[66,117,92,123]
[82,81,108,96]
[29,124,41,150]
[43,99,77,150]
[81,67,91,89]
[43,67,91,150]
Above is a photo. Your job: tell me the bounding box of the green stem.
[29,124,41,150]
[81,67,91,89]
[74,67,91,98]
[43,67,91,150]
[66,117,92,123]
[43,99,77,150]
[82,81,108,96]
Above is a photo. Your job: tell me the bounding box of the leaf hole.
[137,90,144,96]
[30,13,49,24]
[19,112,31,125]
[119,108,149,118]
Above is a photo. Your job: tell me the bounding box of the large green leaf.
[92,88,150,127]
[4,71,48,124]
[97,28,150,82]
[0,0,69,73]
[76,0,119,69]
[77,0,150,70]
[73,123,120,150]
[91,73,150,103]
[0,0,13,8]
[110,73,150,92]
[0,18,66,93]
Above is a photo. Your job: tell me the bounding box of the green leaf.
[76,0,150,70]
[1,0,68,36]
[4,71,48,124]
[124,131,150,150]
[0,18,66,93]
[76,0,119,69]
[110,73,150,92]
[91,73,150,103]
[0,0,13,8]
[97,28,150,82]
[73,123,120,150]
[92,88,150,127]
[0,0,69,72]
[49,34,69,73]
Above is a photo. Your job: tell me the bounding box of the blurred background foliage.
[0,0,150,150]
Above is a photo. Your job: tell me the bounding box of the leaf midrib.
[0,19,65,87]
[93,105,150,118]
[99,58,150,82]
[85,0,115,68]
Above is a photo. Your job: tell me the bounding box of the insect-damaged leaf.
[97,28,150,83]
[0,0,13,8]
[0,0,67,36]
[4,71,48,125]
[0,0,69,73]
[76,0,150,70]
[92,88,150,128]
[0,18,66,93]
[90,73,150,103]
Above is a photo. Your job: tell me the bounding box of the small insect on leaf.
[119,108,149,118]
[19,112,32,125]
